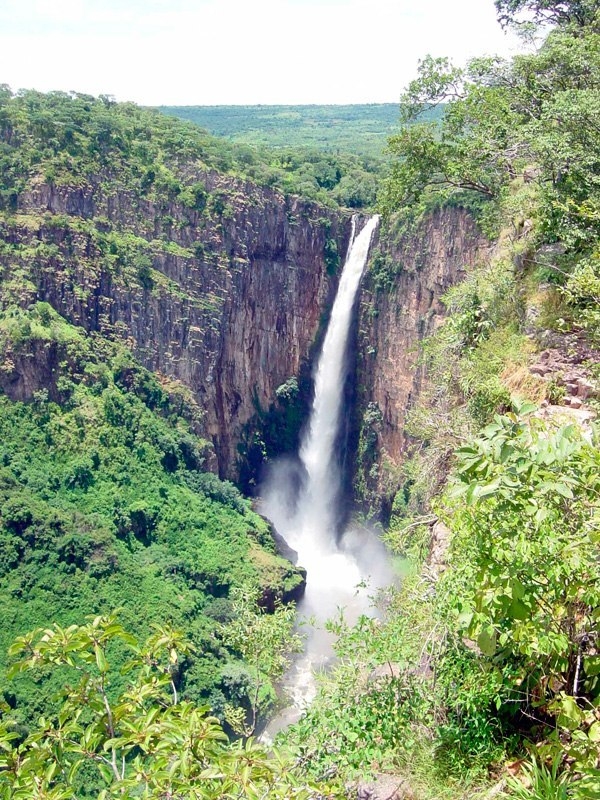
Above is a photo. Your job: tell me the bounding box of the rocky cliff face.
[0,174,351,479]
[1,169,487,506]
[354,207,488,513]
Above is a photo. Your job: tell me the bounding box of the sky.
[0,0,524,106]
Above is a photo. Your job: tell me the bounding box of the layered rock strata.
[0,175,351,478]
[355,207,488,510]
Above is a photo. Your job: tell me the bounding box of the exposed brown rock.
[0,339,61,402]
[527,333,599,411]
[427,519,452,579]
[534,402,596,432]
[577,378,595,399]
[355,208,489,509]
[1,176,353,480]
[530,364,550,376]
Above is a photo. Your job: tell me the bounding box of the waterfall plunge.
[298,215,379,547]
[261,215,391,723]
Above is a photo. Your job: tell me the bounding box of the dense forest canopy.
[0,86,379,210]
[158,103,444,159]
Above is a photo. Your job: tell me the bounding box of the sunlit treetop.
[495,0,600,27]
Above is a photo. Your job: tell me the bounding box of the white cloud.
[0,0,523,105]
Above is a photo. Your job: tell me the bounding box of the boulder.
[355,774,414,800]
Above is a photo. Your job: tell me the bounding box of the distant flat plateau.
[157,104,404,157]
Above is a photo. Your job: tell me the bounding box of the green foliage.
[380,53,515,219]
[349,14,600,782]
[158,104,392,208]
[563,253,600,343]
[280,600,433,781]
[0,88,379,214]
[384,514,433,566]
[0,616,338,799]
[323,237,339,274]
[438,408,600,786]
[236,370,313,493]
[394,253,526,508]
[159,103,442,159]
[369,249,400,292]
[286,407,599,796]
[219,586,302,736]
[495,0,598,28]
[0,90,224,203]
[158,104,445,209]
[354,402,384,502]
[0,308,302,732]
[380,13,600,337]
[259,149,381,209]
[179,181,208,211]
[275,376,299,402]
[506,755,571,800]
[297,6,600,797]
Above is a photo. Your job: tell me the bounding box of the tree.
[219,587,302,737]
[0,615,335,799]
[494,0,599,28]
[381,55,526,216]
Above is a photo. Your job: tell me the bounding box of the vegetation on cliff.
[0,79,336,798]
[159,103,391,209]
[0,301,305,741]
[1,1,599,798]
[0,81,353,489]
[380,1,600,343]
[158,104,449,210]
[0,86,378,211]
[279,3,600,798]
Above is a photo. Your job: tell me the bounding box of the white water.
[297,215,379,548]
[260,215,392,734]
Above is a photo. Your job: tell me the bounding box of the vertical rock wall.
[2,170,488,506]
[354,207,489,513]
[2,175,351,479]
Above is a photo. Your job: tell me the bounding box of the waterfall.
[261,214,391,732]
[296,214,379,547]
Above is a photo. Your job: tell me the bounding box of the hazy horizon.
[0,0,524,107]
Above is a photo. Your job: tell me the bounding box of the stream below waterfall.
[259,215,393,740]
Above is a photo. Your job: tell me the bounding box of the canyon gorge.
[0,172,486,510]
[2,5,599,793]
